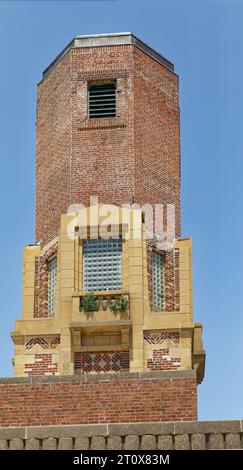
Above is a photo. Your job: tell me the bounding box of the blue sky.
[0,0,243,421]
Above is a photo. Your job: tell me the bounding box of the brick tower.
[11,34,205,412]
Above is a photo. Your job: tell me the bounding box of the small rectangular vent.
[88,82,116,118]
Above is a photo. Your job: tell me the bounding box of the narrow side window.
[48,256,57,317]
[152,251,164,310]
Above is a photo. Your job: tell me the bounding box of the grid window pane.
[48,256,57,317]
[152,251,164,309]
[83,239,122,291]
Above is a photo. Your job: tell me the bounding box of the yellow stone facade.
[11,205,205,382]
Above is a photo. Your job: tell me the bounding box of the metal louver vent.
[88,82,116,118]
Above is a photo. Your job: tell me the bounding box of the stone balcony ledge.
[72,290,130,322]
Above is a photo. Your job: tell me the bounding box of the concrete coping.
[0,420,242,440]
[42,32,174,80]
[0,369,196,384]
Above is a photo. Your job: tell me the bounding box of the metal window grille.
[48,256,57,317]
[83,239,122,292]
[152,251,164,309]
[88,82,116,118]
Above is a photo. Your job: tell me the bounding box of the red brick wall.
[36,46,135,247]
[0,373,197,426]
[36,44,181,246]
[70,46,135,213]
[36,52,72,246]
[134,48,181,237]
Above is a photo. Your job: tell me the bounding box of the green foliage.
[109,295,128,313]
[80,293,99,313]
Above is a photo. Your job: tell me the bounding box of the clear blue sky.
[0,0,242,422]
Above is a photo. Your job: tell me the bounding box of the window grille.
[48,256,57,317]
[88,82,116,118]
[83,239,122,291]
[152,251,164,309]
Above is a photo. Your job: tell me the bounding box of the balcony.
[72,291,131,328]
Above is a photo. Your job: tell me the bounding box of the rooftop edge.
[42,32,174,78]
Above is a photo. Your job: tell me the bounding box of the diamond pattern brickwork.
[74,351,129,374]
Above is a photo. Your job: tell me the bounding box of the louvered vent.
[88,82,116,118]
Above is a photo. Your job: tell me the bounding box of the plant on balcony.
[80,293,99,313]
[109,295,128,313]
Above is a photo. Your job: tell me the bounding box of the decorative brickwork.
[34,243,58,318]
[25,336,60,350]
[144,332,180,345]
[0,372,197,426]
[174,248,180,310]
[164,249,180,311]
[147,349,181,371]
[25,354,58,376]
[74,351,129,374]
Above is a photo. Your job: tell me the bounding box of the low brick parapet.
[0,371,197,427]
